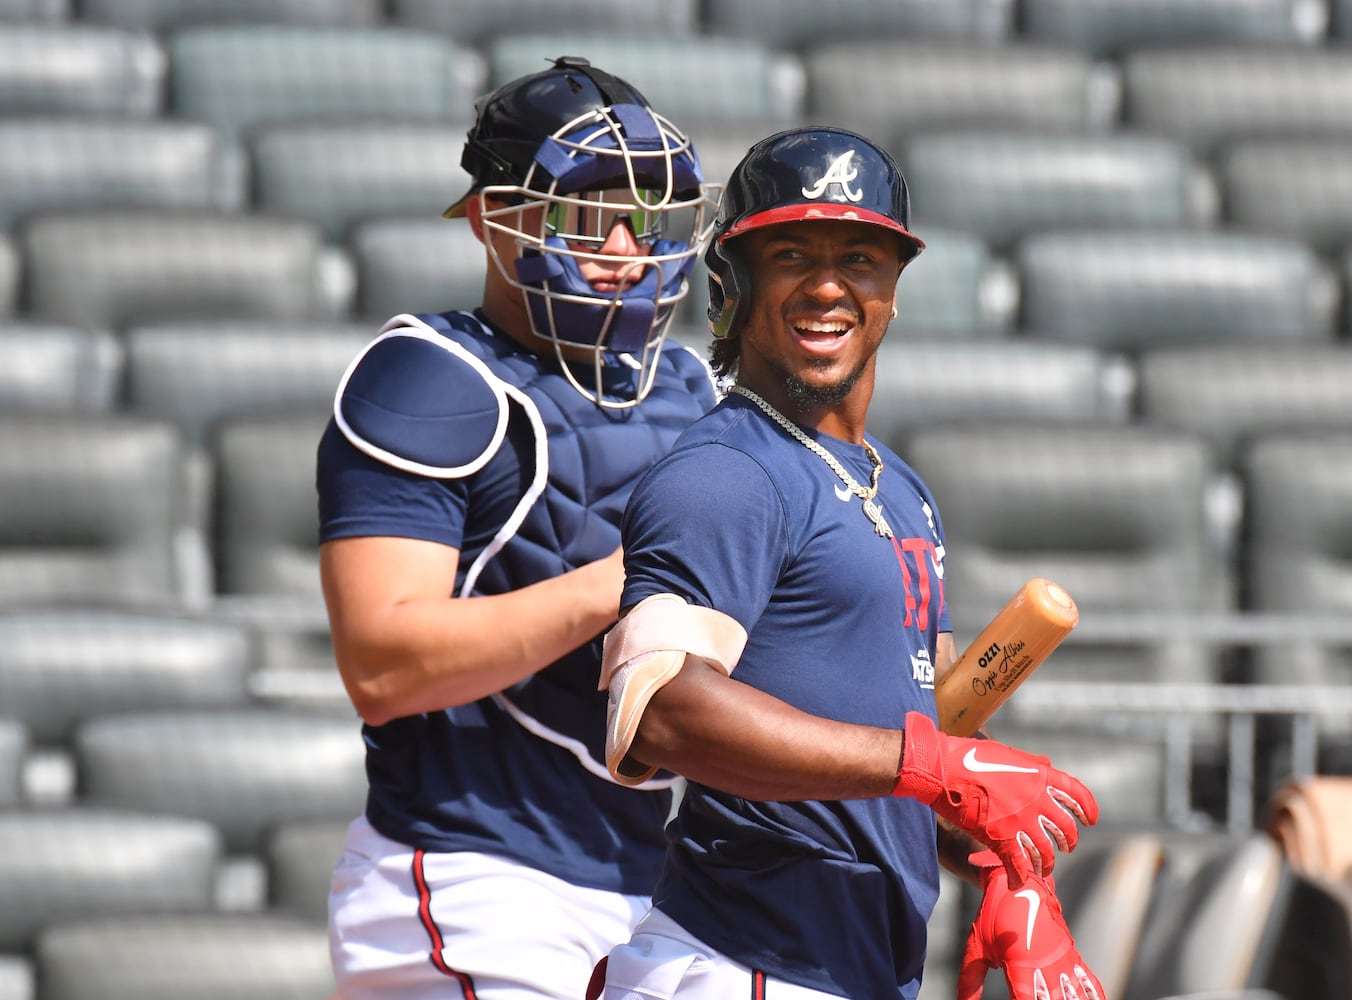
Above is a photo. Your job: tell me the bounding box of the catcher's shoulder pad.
[334,324,509,478]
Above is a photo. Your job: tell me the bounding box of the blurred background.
[2,1,1352,998]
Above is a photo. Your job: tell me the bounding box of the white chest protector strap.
[599,593,748,786]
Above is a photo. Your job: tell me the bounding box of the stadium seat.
[1241,431,1352,693]
[1124,834,1352,1000]
[899,130,1208,253]
[869,338,1127,455]
[249,119,473,244]
[0,236,14,318]
[0,808,221,951]
[167,25,483,143]
[18,208,333,330]
[210,409,331,598]
[123,320,370,447]
[389,0,699,41]
[0,24,163,116]
[0,323,121,414]
[264,816,349,922]
[1016,229,1337,350]
[0,607,255,747]
[0,0,68,21]
[73,707,365,853]
[1136,343,1352,468]
[0,118,228,232]
[803,41,1108,152]
[1336,0,1352,40]
[79,0,382,31]
[891,226,1012,334]
[1122,46,1352,152]
[0,720,24,806]
[487,33,804,125]
[349,218,488,321]
[1218,138,1352,256]
[0,415,196,607]
[35,913,335,1000]
[905,423,1229,685]
[1021,0,1317,57]
[703,0,1012,49]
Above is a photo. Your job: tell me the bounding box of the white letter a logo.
[801,151,864,203]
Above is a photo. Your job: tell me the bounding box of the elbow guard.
[599,593,748,785]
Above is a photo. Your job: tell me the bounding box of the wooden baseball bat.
[935,578,1079,737]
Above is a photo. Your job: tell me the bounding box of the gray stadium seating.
[167,25,483,143]
[0,720,24,806]
[1016,229,1338,349]
[349,218,489,321]
[869,338,1128,455]
[210,409,331,598]
[123,320,370,447]
[1122,46,1352,152]
[1219,138,1352,256]
[905,423,1228,685]
[263,816,349,922]
[0,236,15,318]
[74,707,365,853]
[18,209,334,330]
[0,323,121,414]
[0,118,228,232]
[487,34,804,125]
[35,913,335,1000]
[389,0,699,41]
[0,607,256,746]
[1336,0,1352,40]
[891,226,1012,334]
[1137,343,1352,468]
[249,120,473,244]
[0,24,163,116]
[1242,431,1352,690]
[900,131,1209,253]
[0,0,68,20]
[0,808,222,951]
[1021,0,1317,56]
[78,0,383,31]
[0,415,195,607]
[804,41,1109,152]
[703,0,1013,49]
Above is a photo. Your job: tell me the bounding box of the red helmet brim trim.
[722,204,925,251]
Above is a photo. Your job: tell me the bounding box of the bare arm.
[321,536,625,725]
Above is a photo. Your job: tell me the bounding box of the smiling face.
[732,218,904,429]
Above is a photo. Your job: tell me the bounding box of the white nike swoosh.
[833,483,853,502]
[1016,888,1041,951]
[962,748,1040,774]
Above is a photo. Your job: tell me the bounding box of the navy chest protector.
[333,309,716,783]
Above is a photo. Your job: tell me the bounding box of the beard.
[780,355,869,410]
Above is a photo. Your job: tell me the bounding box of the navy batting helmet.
[706,127,924,339]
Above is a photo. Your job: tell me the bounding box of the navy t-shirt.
[620,393,950,998]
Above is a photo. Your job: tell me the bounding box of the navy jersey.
[620,393,950,998]
[316,309,716,895]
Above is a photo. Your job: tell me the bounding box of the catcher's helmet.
[706,127,924,339]
[446,56,717,408]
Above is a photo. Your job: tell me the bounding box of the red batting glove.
[892,712,1097,885]
[958,851,1105,1000]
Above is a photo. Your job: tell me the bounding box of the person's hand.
[892,712,1097,884]
[957,850,1105,1000]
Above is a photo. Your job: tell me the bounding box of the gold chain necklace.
[730,385,894,539]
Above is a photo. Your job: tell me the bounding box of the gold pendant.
[862,499,893,538]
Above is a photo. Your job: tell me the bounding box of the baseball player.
[590,128,1106,999]
[315,57,719,999]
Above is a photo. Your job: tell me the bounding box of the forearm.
[629,660,904,801]
[325,549,621,724]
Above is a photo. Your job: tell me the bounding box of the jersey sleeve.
[620,443,786,633]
